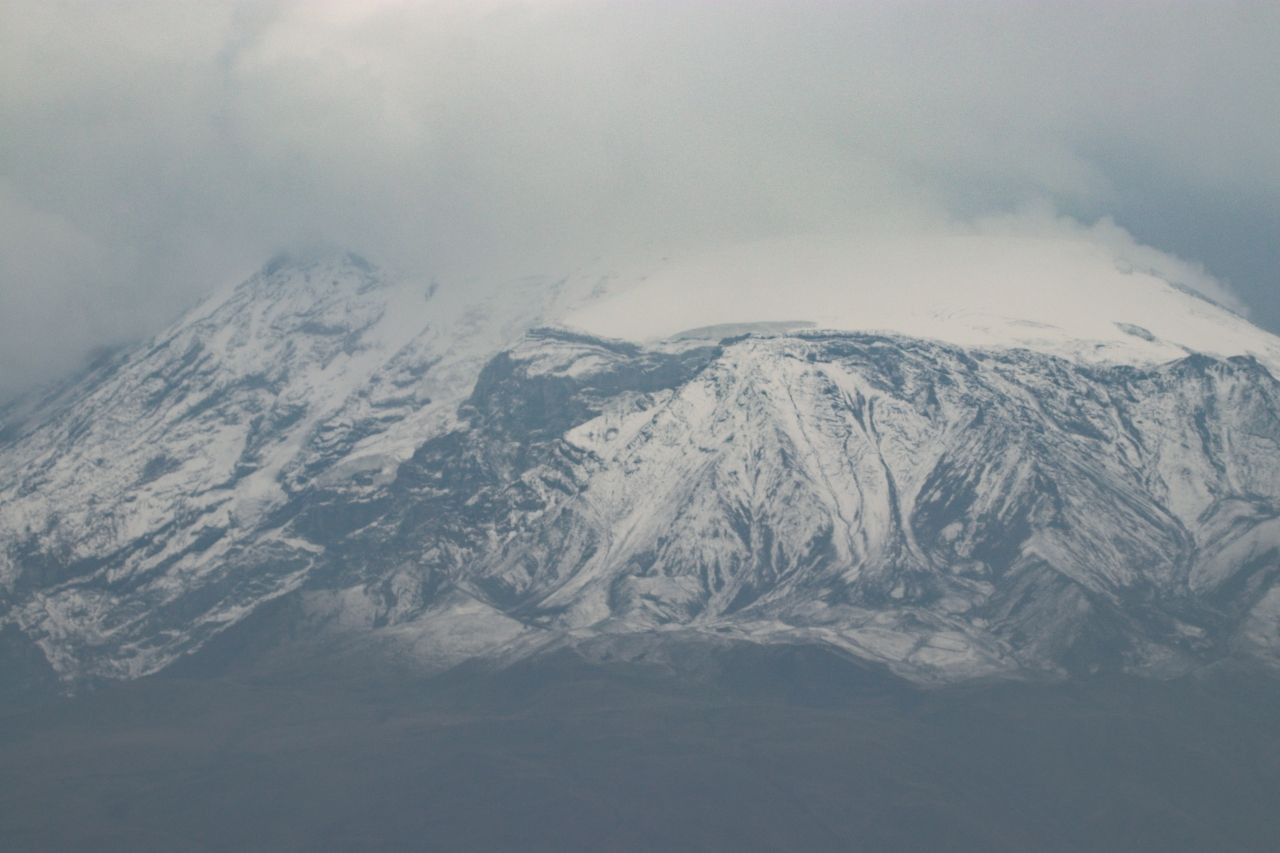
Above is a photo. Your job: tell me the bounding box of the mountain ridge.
[3,252,1280,690]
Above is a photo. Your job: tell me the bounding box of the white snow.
[561,230,1280,371]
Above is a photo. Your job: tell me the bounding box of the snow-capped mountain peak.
[3,247,1280,689]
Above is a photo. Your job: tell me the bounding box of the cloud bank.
[2,1,1279,397]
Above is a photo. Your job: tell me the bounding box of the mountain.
[0,253,574,684]
[2,241,1280,691]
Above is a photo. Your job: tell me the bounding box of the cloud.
[1,0,1278,398]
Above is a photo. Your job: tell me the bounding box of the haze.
[2,0,1279,398]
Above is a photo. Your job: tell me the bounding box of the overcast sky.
[2,0,1278,399]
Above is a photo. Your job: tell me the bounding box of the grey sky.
[2,0,1278,399]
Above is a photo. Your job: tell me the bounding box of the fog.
[2,0,1278,398]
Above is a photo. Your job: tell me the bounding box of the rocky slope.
[2,251,1279,688]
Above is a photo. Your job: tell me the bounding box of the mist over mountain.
[4,1,1280,399]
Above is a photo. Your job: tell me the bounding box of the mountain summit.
[2,245,1279,690]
